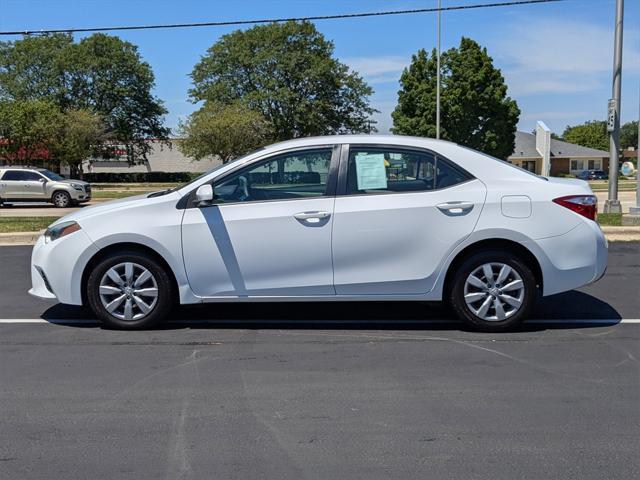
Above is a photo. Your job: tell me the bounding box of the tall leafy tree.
[190,21,376,141]
[392,38,520,159]
[0,99,61,164]
[0,34,73,107]
[178,102,272,163]
[560,120,637,152]
[0,33,168,164]
[620,120,638,150]
[52,109,106,177]
[562,121,608,151]
[68,34,169,162]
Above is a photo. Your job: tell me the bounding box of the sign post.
[604,0,624,213]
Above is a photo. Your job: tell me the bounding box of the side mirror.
[39,177,47,183]
[194,184,214,207]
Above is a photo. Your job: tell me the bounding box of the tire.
[86,250,175,329]
[52,190,71,208]
[448,250,537,332]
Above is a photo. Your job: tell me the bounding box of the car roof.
[261,134,458,153]
[0,166,45,171]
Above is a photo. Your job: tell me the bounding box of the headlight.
[71,183,84,191]
[44,221,81,243]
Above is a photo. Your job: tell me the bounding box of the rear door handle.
[436,201,474,216]
[294,211,331,223]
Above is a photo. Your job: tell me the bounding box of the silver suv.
[0,167,91,208]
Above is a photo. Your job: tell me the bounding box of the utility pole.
[630,84,640,216]
[604,0,624,213]
[436,0,441,140]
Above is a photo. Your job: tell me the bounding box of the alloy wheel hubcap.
[54,193,68,206]
[463,262,525,322]
[98,262,158,321]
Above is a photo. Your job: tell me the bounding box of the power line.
[0,0,567,37]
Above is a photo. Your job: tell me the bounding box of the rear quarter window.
[1,170,25,181]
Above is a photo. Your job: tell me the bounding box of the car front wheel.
[449,251,537,332]
[52,191,71,208]
[86,251,175,329]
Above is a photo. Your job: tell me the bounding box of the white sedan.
[29,135,607,331]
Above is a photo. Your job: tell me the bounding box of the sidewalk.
[2,226,639,246]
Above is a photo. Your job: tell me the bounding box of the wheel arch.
[443,238,543,296]
[80,242,180,306]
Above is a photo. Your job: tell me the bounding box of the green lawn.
[0,217,60,233]
[597,213,623,226]
[588,180,636,191]
[92,182,181,190]
[92,190,149,199]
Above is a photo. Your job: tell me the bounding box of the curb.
[1,227,639,246]
[0,230,44,245]
[600,226,640,241]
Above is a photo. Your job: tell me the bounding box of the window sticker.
[355,153,387,190]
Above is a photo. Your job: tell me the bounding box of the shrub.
[82,172,200,183]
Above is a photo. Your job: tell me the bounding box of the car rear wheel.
[86,251,175,329]
[52,191,71,208]
[449,250,537,332]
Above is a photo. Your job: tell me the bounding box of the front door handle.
[294,211,331,220]
[436,201,474,216]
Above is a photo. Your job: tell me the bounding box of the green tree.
[178,102,272,163]
[620,121,638,150]
[561,121,608,151]
[52,109,105,177]
[0,33,169,164]
[68,34,169,162]
[392,38,520,159]
[189,21,376,141]
[0,34,73,107]
[0,99,61,163]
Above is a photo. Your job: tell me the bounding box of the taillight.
[553,195,598,221]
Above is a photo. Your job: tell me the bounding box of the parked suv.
[0,167,91,207]
[576,170,608,180]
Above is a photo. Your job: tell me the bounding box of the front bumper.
[69,185,92,202]
[29,228,99,304]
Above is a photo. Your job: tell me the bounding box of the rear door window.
[1,170,28,181]
[345,147,472,195]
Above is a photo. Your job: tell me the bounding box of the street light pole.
[436,0,441,140]
[631,84,640,216]
[604,0,624,213]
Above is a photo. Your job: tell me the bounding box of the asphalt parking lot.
[1,243,638,479]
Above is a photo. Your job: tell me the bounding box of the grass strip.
[597,213,623,226]
[92,190,149,199]
[0,217,60,233]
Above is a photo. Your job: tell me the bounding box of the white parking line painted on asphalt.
[0,318,639,324]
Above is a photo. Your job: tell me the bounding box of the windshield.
[40,170,65,181]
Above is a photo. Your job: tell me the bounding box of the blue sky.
[1,0,639,136]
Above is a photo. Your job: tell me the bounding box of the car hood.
[51,191,181,226]
[57,179,90,186]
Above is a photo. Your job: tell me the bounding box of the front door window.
[213,149,332,203]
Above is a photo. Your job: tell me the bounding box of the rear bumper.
[533,220,608,296]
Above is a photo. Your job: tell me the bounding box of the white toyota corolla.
[30,135,607,331]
